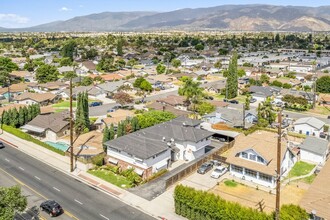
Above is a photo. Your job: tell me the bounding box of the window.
[249,154,256,161]
[231,165,243,174]
[241,152,248,159]
[259,173,272,183]
[245,169,257,178]
[257,156,265,163]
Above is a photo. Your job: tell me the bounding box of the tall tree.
[61,40,77,61]
[74,92,90,134]
[0,57,18,72]
[18,107,25,127]
[0,186,27,220]
[116,122,123,138]
[109,123,115,140]
[178,77,203,108]
[116,38,124,56]
[257,98,276,127]
[102,126,110,143]
[225,51,238,99]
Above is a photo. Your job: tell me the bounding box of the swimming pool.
[45,141,70,152]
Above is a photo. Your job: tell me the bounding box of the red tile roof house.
[15,92,60,106]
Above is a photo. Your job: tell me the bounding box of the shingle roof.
[299,136,329,156]
[104,117,213,159]
[24,111,70,133]
[15,92,57,103]
[293,117,325,130]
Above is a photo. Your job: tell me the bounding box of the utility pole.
[69,78,74,172]
[275,111,282,220]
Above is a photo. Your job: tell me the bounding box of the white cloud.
[59,7,72,12]
[0,14,30,28]
[79,5,84,8]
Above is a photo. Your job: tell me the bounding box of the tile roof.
[0,104,26,115]
[157,95,186,106]
[147,102,189,117]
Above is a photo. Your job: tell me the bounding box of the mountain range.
[2,4,330,32]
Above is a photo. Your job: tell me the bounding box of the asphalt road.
[0,145,155,220]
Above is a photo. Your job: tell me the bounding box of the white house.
[226,131,297,188]
[293,117,325,137]
[299,136,329,165]
[104,117,213,179]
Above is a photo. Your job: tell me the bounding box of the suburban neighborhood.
[1,2,330,220]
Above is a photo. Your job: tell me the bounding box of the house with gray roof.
[299,136,329,164]
[21,111,70,142]
[104,117,213,179]
[202,107,257,128]
[293,117,325,137]
[249,86,280,102]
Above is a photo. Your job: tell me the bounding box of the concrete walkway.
[0,131,185,220]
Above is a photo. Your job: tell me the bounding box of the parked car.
[211,166,228,179]
[197,162,213,174]
[229,100,239,104]
[0,141,4,149]
[249,98,257,103]
[209,160,221,166]
[89,102,103,107]
[40,200,63,217]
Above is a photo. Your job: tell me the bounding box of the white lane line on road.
[5,158,9,162]
[18,167,24,171]
[74,199,83,205]
[53,187,60,192]
[99,214,109,220]
[34,176,41,181]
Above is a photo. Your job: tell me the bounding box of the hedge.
[2,125,65,156]
[174,185,308,220]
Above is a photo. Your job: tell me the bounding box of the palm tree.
[179,78,203,118]
[257,98,276,126]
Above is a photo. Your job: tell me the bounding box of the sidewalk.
[0,131,185,220]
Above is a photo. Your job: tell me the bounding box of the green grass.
[224,180,238,187]
[301,174,317,184]
[88,169,132,188]
[53,101,77,108]
[288,161,315,178]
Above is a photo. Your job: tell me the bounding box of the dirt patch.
[209,180,307,213]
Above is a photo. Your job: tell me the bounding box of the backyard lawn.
[88,169,133,188]
[288,161,315,178]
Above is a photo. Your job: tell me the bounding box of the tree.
[103,126,110,143]
[194,43,204,51]
[97,56,117,72]
[113,92,134,106]
[36,64,59,83]
[260,74,270,84]
[156,63,166,74]
[257,98,276,126]
[133,77,145,88]
[271,80,283,88]
[214,60,222,73]
[0,70,10,87]
[127,59,138,74]
[84,48,98,60]
[218,48,229,55]
[279,204,308,220]
[75,92,90,134]
[109,124,115,140]
[179,77,203,105]
[63,71,78,80]
[140,80,152,92]
[171,59,181,68]
[131,117,139,132]
[80,77,93,86]
[0,185,27,220]
[245,95,251,110]
[225,52,238,99]
[0,57,18,72]
[237,69,246,77]
[116,122,123,137]
[1,110,9,125]
[59,57,72,66]
[61,40,76,61]
[286,71,296,79]
[18,107,25,127]
[116,38,124,56]
[316,76,330,93]
[196,102,215,116]
[282,83,292,89]
[137,111,176,129]
[10,108,19,127]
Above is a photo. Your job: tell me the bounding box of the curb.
[1,135,159,220]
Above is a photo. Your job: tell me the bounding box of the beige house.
[15,92,59,106]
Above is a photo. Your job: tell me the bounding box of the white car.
[211,166,227,179]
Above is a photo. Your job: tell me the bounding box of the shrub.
[120,168,142,186]
[144,169,168,183]
[2,125,65,156]
[91,153,105,166]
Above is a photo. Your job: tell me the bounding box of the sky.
[1,0,330,28]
